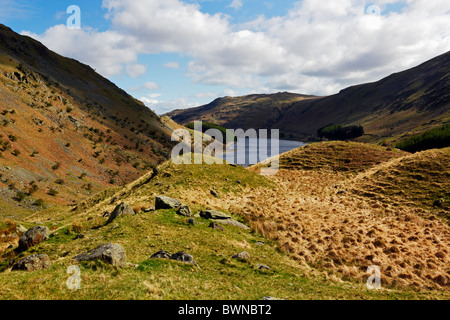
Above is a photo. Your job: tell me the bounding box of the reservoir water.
[218,138,306,167]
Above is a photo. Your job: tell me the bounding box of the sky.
[1,0,450,115]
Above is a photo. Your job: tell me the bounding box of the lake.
[218,138,306,167]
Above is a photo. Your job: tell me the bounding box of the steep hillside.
[0,24,175,212]
[167,51,450,142]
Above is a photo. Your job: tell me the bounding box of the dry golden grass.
[191,168,449,290]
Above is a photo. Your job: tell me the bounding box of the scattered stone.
[232,251,251,262]
[73,243,127,267]
[151,250,172,259]
[257,264,270,270]
[187,218,195,225]
[170,252,198,266]
[17,226,50,252]
[200,210,231,220]
[155,196,182,210]
[220,219,250,230]
[337,190,346,195]
[177,205,192,217]
[200,210,249,230]
[7,244,14,250]
[209,222,224,231]
[262,296,285,301]
[103,211,111,218]
[237,180,241,184]
[144,207,156,213]
[105,202,135,225]
[210,190,219,198]
[12,254,51,272]
[255,241,265,246]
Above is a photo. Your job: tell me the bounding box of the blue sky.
[1,0,449,114]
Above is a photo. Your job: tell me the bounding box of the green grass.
[1,207,446,300]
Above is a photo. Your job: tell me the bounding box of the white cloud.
[126,63,147,78]
[195,92,217,99]
[23,0,450,100]
[163,61,180,69]
[229,0,243,10]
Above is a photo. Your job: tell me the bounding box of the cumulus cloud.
[126,63,147,78]
[163,61,180,69]
[228,0,243,10]
[23,0,450,98]
[130,81,161,92]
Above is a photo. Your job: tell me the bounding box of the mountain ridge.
[167,51,450,142]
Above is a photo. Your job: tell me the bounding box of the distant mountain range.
[0,24,175,210]
[167,51,450,142]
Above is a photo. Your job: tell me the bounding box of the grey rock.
[12,254,51,272]
[220,219,250,230]
[257,264,270,270]
[155,196,182,210]
[170,252,198,266]
[187,218,195,225]
[200,210,231,220]
[150,250,172,259]
[17,226,50,252]
[262,296,285,301]
[177,205,192,217]
[73,243,127,267]
[232,251,251,262]
[105,202,135,225]
[255,241,265,246]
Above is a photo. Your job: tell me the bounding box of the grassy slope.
[1,147,449,299]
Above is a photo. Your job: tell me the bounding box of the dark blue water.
[218,138,305,167]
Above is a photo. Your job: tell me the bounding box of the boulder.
[12,254,51,272]
[17,226,50,252]
[177,205,192,217]
[170,252,198,266]
[220,219,250,230]
[232,251,251,262]
[105,202,135,225]
[155,196,182,210]
[73,243,127,267]
[200,210,231,220]
[150,250,172,259]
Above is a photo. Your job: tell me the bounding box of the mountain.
[167,51,450,142]
[0,24,175,212]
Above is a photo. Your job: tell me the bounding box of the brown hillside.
[0,24,175,213]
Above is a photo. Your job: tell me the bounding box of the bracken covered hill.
[0,24,175,213]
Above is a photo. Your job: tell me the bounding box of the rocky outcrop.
[155,196,182,210]
[12,254,51,272]
[105,203,135,225]
[73,243,127,267]
[200,210,250,230]
[17,226,50,252]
